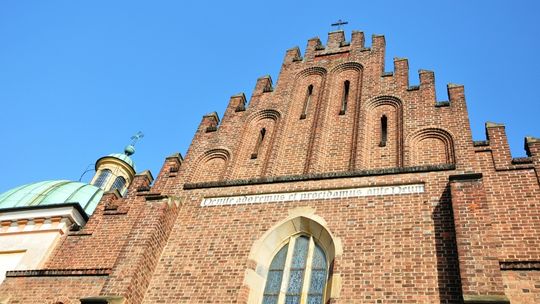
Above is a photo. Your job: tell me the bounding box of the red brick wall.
[143,172,462,303]
[0,276,105,304]
[502,271,540,303]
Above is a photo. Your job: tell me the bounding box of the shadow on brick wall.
[433,185,463,303]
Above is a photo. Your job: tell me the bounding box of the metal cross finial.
[130,131,144,146]
[331,19,348,30]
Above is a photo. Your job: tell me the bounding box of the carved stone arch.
[242,209,342,304]
[360,95,404,169]
[405,127,455,166]
[189,148,231,183]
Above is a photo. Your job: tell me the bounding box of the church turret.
[90,132,142,195]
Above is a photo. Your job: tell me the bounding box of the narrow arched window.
[380,115,388,147]
[93,169,111,190]
[111,176,126,193]
[251,128,267,159]
[300,85,313,119]
[339,80,350,115]
[262,235,328,304]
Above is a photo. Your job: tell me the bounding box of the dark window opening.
[379,115,387,147]
[339,80,350,115]
[300,85,313,119]
[251,128,267,159]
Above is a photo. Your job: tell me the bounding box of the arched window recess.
[262,234,328,304]
[300,85,314,120]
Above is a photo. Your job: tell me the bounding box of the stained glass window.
[262,245,288,304]
[261,235,328,304]
[307,243,327,303]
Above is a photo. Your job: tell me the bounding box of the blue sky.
[1,1,539,192]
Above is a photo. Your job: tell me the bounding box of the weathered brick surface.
[502,271,540,304]
[0,29,539,304]
[0,276,106,303]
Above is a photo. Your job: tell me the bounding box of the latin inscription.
[200,184,424,207]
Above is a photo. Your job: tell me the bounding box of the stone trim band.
[201,183,424,207]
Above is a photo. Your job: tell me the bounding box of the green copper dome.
[0,180,103,215]
[107,153,136,171]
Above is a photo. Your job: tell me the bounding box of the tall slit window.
[300,85,313,119]
[262,235,328,304]
[339,80,350,115]
[251,128,267,159]
[94,169,111,190]
[379,115,388,147]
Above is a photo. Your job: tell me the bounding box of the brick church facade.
[1,30,539,303]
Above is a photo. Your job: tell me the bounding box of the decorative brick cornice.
[185,164,455,189]
[6,268,112,277]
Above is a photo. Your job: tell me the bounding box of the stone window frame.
[262,233,327,303]
[243,210,343,304]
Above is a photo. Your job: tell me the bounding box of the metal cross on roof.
[331,19,348,30]
[130,131,144,146]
